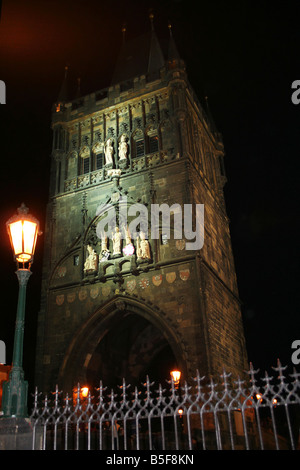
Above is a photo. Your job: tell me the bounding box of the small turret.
[55,65,69,113]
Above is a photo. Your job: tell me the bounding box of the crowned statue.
[84,245,98,272]
[136,231,151,261]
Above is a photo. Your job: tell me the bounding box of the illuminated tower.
[35,19,248,392]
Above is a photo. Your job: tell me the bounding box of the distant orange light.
[81,387,89,398]
[170,370,181,384]
[178,408,184,415]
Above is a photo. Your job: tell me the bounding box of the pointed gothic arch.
[58,295,188,392]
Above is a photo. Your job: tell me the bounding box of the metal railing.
[30,361,300,450]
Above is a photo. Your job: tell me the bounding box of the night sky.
[0,0,299,391]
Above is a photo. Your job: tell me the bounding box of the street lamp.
[1,203,40,417]
[170,369,181,388]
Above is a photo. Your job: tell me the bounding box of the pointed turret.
[167,23,181,63]
[55,65,69,112]
[147,12,165,76]
[111,12,165,85]
[58,65,69,103]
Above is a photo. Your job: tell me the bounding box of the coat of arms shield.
[126,279,136,293]
[166,272,176,284]
[152,274,162,286]
[179,269,190,281]
[56,294,65,306]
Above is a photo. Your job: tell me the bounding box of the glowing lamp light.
[6,203,40,266]
[170,370,181,385]
[81,387,89,398]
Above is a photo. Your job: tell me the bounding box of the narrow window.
[135,139,145,158]
[95,152,104,170]
[149,134,159,153]
[82,157,90,174]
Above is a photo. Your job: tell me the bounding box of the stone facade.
[35,30,248,393]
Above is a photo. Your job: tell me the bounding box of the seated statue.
[84,245,98,272]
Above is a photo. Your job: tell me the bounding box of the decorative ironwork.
[30,361,300,450]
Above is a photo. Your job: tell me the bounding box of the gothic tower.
[35,19,248,393]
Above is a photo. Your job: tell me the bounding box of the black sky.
[0,0,299,389]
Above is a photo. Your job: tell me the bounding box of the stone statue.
[136,232,151,261]
[84,245,98,272]
[101,235,108,253]
[104,138,114,166]
[124,225,131,245]
[112,226,122,256]
[118,135,128,160]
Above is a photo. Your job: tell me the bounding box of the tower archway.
[58,296,188,392]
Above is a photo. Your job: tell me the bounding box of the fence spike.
[29,362,300,450]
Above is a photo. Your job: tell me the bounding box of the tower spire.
[147,11,165,75]
[55,65,69,112]
[57,65,69,104]
[167,22,181,62]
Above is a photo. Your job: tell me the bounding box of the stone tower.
[35,20,248,393]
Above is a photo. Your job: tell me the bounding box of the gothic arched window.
[82,157,90,174]
[79,146,91,175]
[132,130,145,158]
[92,142,104,170]
[146,126,159,154]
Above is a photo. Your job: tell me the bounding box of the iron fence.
[30,361,300,450]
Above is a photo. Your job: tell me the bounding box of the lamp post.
[1,203,40,418]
